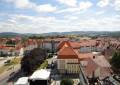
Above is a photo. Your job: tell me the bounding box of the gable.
[58,46,78,59]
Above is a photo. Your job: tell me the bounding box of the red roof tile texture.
[57,41,71,50]
[58,46,78,59]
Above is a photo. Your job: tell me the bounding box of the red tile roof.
[85,59,98,77]
[81,58,111,78]
[75,49,102,60]
[79,40,97,47]
[57,41,71,50]
[58,46,78,59]
[69,42,81,49]
[57,41,96,60]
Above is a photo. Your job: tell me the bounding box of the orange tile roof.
[58,46,78,59]
[74,50,93,60]
[79,40,97,47]
[69,42,81,49]
[42,38,69,43]
[57,41,98,59]
[57,41,71,50]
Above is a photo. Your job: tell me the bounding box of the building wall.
[25,44,37,51]
[43,42,52,50]
[57,59,80,74]
[42,42,59,52]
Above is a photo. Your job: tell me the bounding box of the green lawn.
[0,57,21,74]
[10,57,22,65]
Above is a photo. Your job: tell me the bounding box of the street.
[0,64,21,85]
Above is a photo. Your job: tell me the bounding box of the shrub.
[60,79,74,85]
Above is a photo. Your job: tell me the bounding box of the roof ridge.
[58,41,71,49]
[58,43,78,56]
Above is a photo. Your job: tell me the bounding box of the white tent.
[15,77,28,85]
[29,69,50,80]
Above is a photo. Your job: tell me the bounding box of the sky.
[0,0,120,33]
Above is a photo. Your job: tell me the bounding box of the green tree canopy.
[111,51,120,69]
[6,40,16,46]
[21,48,47,75]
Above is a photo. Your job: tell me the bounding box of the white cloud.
[64,15,78,20]
[68,16,78,20]
[79,1,93,10]
[6,0,35,9]
[74,17,120,30]
[57,0,77,7]
[114,0,120,11]
[0,14,120,33]
[95,11,105,15]
[1,0,119,33]
[56,7,79,13]
[0,14,58,33]
[56,1,93,13]
[97,0,110,7]
[5,0,57,13]
[35,4,57,13]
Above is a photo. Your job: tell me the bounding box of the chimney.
[93,56,95,59]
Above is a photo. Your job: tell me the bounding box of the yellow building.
[57,41,80,74]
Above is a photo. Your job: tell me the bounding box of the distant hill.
[0,32,25,38]
[0,31,120,38]
[41,31,120,37]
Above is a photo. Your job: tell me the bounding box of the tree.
[21,48,47,75]
[60,79,74,85]
[111,51,120,70]
[29,36,45,39]
[6,40,16,46]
